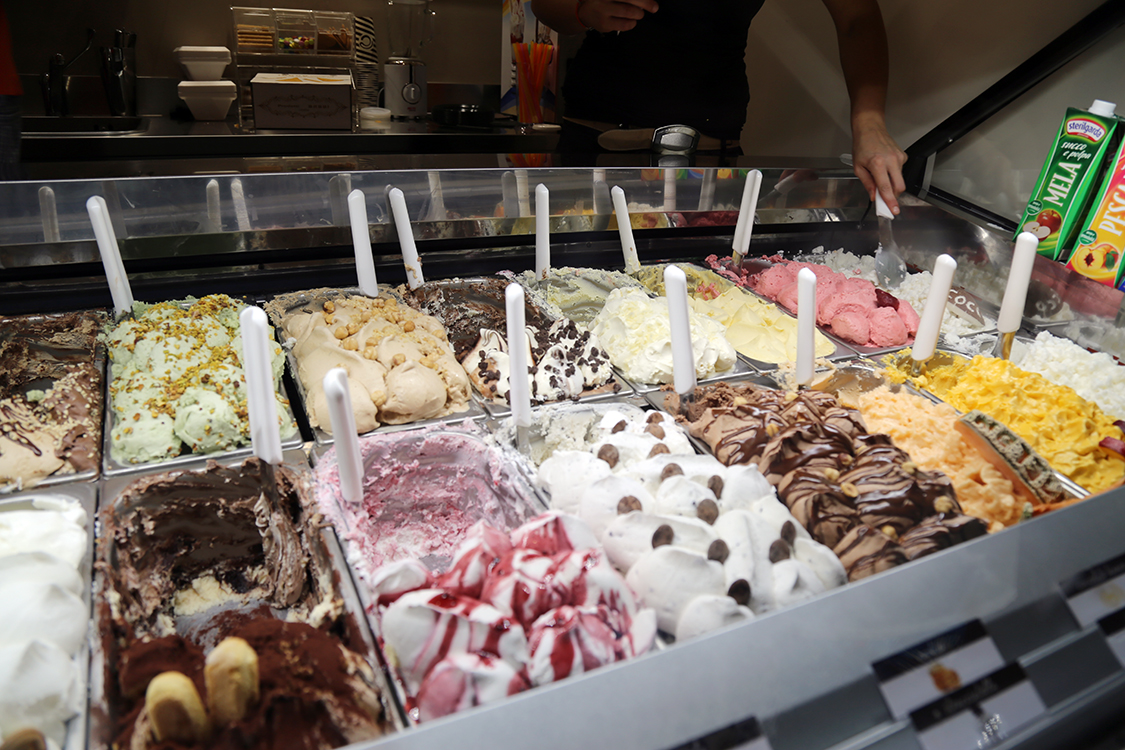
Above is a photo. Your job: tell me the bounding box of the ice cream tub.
[101,295,303,477]
[1,310,108,494]
[711,254,956,358]
[90,452,404,749]
[313,425,550,723]
[264,287,486,448]
[394,276,630,410]
[0,482,96,750]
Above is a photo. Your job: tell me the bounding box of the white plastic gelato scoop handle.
[665,265,696,395]
[506,283,532,428]
[323,368,363,504]
[389,187,425,289]
[612,186,640,274]
[535,183,550,279]
[796,268,816,385]
[912,254,957,363]
[239,306,283,466]
[86,195,134,317]
[997,232,1040,334]
[347,189,379,296]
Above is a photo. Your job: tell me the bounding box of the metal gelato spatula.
[874,193,906,290]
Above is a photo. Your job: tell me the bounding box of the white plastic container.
[174,46,232,81]
[178,80,237,121]
[360,106,391,130]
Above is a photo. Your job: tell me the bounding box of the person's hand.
[577,0,658,33]
[852,115,906,214]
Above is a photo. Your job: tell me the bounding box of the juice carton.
[1015,100,1119,260]
[1065,132,1125,287]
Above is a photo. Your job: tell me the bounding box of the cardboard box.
[252,73,353,130]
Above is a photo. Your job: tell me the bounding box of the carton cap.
[1089,100,1117,117]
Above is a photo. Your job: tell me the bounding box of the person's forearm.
[826,0,889,130]
[530,0,585,35]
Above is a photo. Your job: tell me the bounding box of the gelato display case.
[5,12,1125,744]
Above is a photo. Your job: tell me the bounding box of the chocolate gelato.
[674,382,987,580]
[398,277,552,360]
[96,458,391,749]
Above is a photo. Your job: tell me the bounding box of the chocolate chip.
[648,444,670,458]
[707,539,730,563]
[707,475,724,499]
[652,524,674,548]
[617,496,643,514]
[768,539,791,563]
[780,520,796,546]
[597,444,619,468]
[696,498,720,525]
[646,411,664,424]
[728,579,751,606]
[611,420,627,434]
[645,423,666,439]
[660,463,683,481]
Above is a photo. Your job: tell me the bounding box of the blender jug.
[384,0,433,118]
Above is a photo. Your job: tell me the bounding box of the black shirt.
[562,0,765,141]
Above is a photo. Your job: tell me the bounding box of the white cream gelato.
[590,288,736,384]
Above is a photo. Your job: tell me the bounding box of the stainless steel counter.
[20,113,560,163]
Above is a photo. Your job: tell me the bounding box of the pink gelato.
[314,425,542,575]
[745,260,919,348]
[374,512,657,721]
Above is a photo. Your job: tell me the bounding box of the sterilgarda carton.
[1015,100,1119,260]
[1066,127,1125,287]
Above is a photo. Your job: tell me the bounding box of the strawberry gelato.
[749,262,919,348]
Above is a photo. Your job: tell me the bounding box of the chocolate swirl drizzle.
[682,382,987,581]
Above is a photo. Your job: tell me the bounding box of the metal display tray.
[0,314,107,494]
[0,482,97,750]
[320,426,549,727]
[90,449,408,747]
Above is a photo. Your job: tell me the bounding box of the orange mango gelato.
[888,355,1125,494]
[851,386,1022,532]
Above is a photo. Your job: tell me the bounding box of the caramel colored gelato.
[267,291,470,435]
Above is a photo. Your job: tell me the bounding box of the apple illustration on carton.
[1023,209,1063,240]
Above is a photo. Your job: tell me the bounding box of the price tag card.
[1059,552,1125,628]
[1098,608,1125,667]
[910,663,1046,750]
[872,620,1005,720]
[669,716,771,750]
